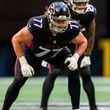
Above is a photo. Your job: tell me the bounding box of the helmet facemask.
[68,0,90,14]
[49,15,70,33]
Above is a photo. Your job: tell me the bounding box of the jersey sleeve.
[27,16,43,35]
[69,20,80,37]
[80,5,97,26]
[27,17,36,33]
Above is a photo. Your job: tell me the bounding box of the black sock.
[68,69,80,109]
[80,67,97,109]
[40,72,59,107]
[2,78,27,110]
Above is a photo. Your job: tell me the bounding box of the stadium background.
[0,0,109,76]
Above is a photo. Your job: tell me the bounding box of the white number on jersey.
[86,5,95,13]
[34,46,63,58]
[33,18,43,28]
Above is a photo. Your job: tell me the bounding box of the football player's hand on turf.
[80,56,91,68]
[65,53,79,71]
[19,56,35,77]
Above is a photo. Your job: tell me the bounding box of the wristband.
[19,56,28,65]
[73,53,79,61]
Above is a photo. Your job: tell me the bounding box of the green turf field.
[0,77,110,110]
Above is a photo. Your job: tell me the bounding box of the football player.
[1,1,87,110]
[40,0,98,110]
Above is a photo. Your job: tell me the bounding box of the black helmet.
[47,1,71,33]
[64,0,90,14]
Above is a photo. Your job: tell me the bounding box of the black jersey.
[70,4,96,27]
[25,15,80,59]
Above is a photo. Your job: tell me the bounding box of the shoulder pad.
[86,4,97,15]
[79,5,96,26]
[69,19,80,37]
[69,20,80,29]
[27,16,44,32]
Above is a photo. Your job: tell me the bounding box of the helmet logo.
[55,7,60,13]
